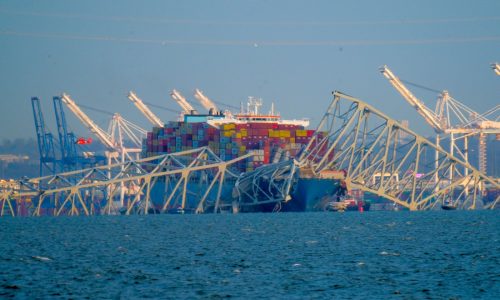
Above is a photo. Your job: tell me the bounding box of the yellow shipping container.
[235,133,242,138]
[223,123,236,130]
[290,137,295,143]
[223,130,234,137]
[268,129,279,138]
[296,129,307,137]
[279,130,291,138]
[240,130,248,137]
[240,145,246,151]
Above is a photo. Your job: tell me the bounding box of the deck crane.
[170,89,197,114]
[31,97,57,176]
[380,65,500,177]
[127,91,164,128]
[194,88,219,113]
[493,63,500,76]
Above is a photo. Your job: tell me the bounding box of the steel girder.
[298,91,499,210]
[6,147,251,216]
[233,159,298,211]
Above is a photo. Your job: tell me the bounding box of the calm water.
[0,211,499,299]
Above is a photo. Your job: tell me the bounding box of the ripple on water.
[0,211,498,298]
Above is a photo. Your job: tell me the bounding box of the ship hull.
[148,175,342,213]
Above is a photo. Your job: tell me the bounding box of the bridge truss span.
[299,91,499,210]
[1,147,251,217]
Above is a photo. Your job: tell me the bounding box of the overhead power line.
[2,31,500,47]
[1,9,500,26]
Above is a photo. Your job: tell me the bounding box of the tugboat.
[324,180,370,212]
[343,198,370,212]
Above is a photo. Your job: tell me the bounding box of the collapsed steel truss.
[0,147,251,216]
[298,91,499,210]
[233,160,298,212]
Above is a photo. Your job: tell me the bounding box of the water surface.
[1,211,499,299]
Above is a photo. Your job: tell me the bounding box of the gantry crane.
[380,65,500,177]
[53,96,106,171]
[61,93,147,206]
[61,93,147,161]
[61,93,116,150]
[31,97,57,176]
[194,88,218,113]
[127,91,164,128]
[53,96,78,171]
[170,89,197,114]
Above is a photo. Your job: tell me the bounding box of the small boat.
[325,201,347,212]
[441,200,457,210]
[165,207,186,214]
[325,198,370,212]
[441,204,457,210]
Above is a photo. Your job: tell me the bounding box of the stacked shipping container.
[143,121,328,172]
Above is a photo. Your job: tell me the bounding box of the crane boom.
[127,91,164,127]
[493,63,500,76]
[61,93,115,150]
[380,65,445,132]
[170,89,196,113]
[194,88,218,112]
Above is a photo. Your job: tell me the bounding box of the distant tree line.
[0,138,39,179]
[0,138,39,159]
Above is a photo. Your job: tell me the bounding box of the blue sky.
[0,0,499,140]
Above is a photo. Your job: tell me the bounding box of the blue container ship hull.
[148,176,342,213]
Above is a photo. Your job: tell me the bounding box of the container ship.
[142,97,359,213]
